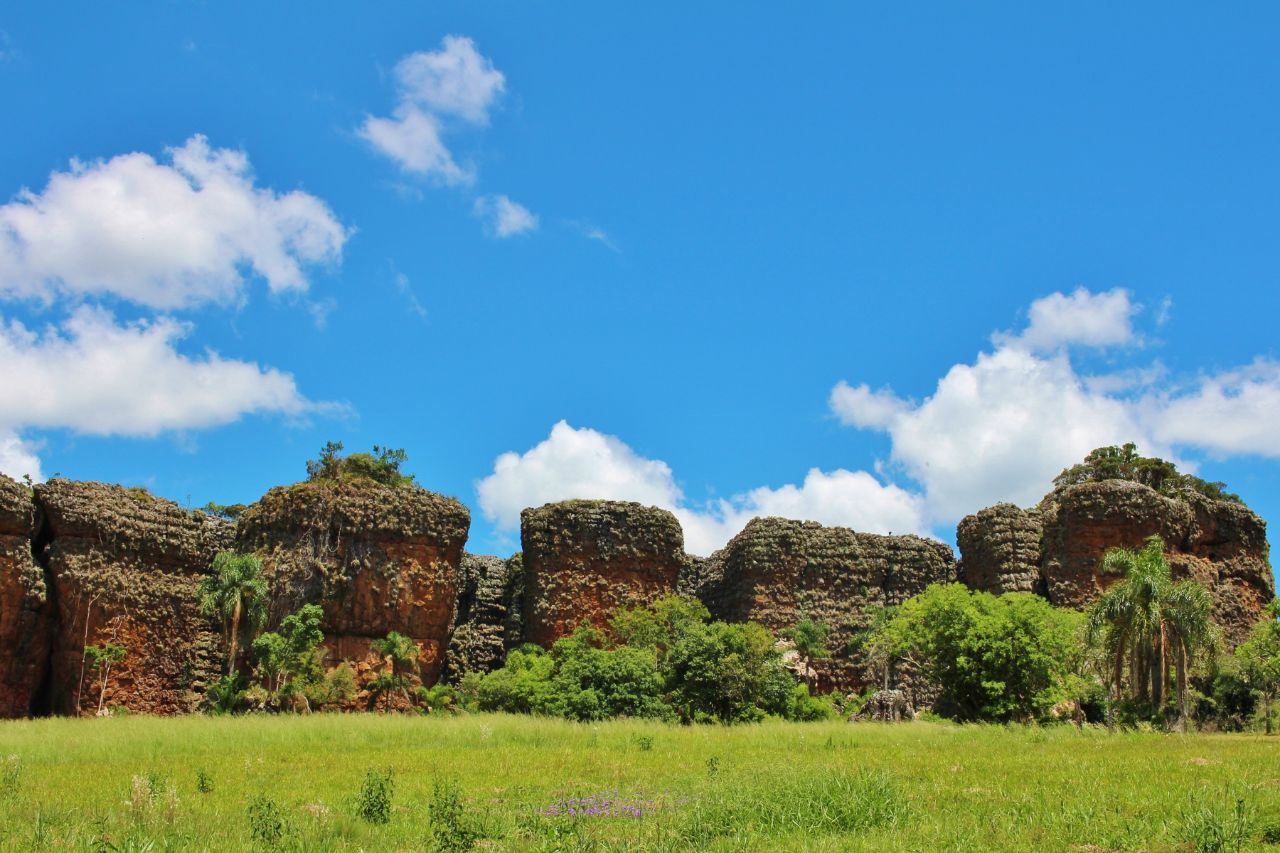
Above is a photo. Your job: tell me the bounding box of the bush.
[246,793,287,847]
[430,777,480,852]
[356,767,394,825]
[305,441,416,488]
[1054,443,1241,504]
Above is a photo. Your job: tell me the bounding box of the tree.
[1086,535,1215,721]
[872,584,1085,722]
[305,442,416,488]
[251,604,325,711]
[1054,443,1241,504]
[782,619,831,690]
[83,642,127,716]
[370,631,419,710]
[198,552,269,675]
[1236,600,1280,734]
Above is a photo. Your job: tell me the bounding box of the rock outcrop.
[520,501,685,647]
[235,480,469,683]
[700,517,956,693]
[442,552,522,682]
[34,480,232,716]
[0,475,53,718]
[958,480,1274,645]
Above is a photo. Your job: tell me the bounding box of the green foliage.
[195,769,213,795]
[251,604,326,711]
[1234,599,1280,734]
[429,777,480,852]
[199,501,246,520]
[246,793,287,848]
[1053,442,1242,504]
[203,673,248,715]
[303,662,358,709]
[84,642,128,715]
[369,631,419,710]
[197,552,269,676]
[1180,795,1252,853]
[355,767,394,825]
[305,441,416,488]
[872,583,1086,722]
[467,595,820,724]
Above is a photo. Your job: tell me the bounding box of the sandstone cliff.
[958,480,1274,645]
[235,479,469,683]
[519,501,685,647]
[34,479,232,716]
[700,517,956,692]
[442,552,522,682]
[0,475,52,717]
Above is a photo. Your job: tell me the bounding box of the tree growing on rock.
[198,552,269,675]
[84,642,127,716]
[1086,535,1215,721]
[305,441,416,488]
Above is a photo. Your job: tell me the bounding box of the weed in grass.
[0,755,20,801]
[246,793,287,849]
[355,766,394,825]
[635,734,654,752]
[1182,796,1252,853]
[705,756,720,778]
[195,768,213,794]
[430,776,480,852]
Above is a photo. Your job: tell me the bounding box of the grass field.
[0,714,1277,851]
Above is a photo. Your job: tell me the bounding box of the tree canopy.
[1053,443,1241,504]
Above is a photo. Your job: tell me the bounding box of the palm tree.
[1086,536,1215,722]
[198,551,269,675]
[370,631,419,710]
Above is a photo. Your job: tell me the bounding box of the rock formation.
[958,480,1274,645]
[442,552,522,682]
[519,501,686,647]
[0,475,53,718]
[235,479,469,684]
[34,479,232,716]
[700,517,956,692]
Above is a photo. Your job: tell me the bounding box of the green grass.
[0,714,1278,851]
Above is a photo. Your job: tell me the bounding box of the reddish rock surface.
[0,474,54,718]
[700,517,956,693]
[958,480,1274,645]
[520,501,685,647]
[34,479,232,716]
[235,479,469,684]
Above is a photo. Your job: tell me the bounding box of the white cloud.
[996,287,1137,352]
[357,107,472,185]
[831,287,1280,525]
[1152,359,1280,457]
[476,421,928,556]
[474,194,538,237]
[393,35,505,124]
[0,431,41,483]
[0,306,321,437]
[0,135,348,310]
[361,36,503,178]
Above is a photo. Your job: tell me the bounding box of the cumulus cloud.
[831,287,1280,525]
[0,135,348,310]
[474,194,538,237]
[0,306,322,439]
[476,421,928,556]
[996,287,1138,352]
[360,35,504,180]
[0,432,42,483]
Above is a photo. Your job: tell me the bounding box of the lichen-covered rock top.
[704,516,955,692]
[956,503,1043,595]
[0,474,33,538]
[35,479,233,570]
[237,479,470,548]
[520,500,685,647]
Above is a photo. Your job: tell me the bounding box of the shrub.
[356,767,394,825]
[246,793,287,848]
[305,441,416,488]
[430,777,479,852]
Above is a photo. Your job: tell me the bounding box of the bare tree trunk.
[227,598,242,675]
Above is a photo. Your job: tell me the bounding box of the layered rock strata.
[700,517,956,693]
[520,501,686,647]
[235,480,469,683]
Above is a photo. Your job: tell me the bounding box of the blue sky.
[0,3,1277,560]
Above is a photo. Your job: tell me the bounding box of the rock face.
[700,517,956,693]
[442,552,522,682]
[0,475,53,718]
[34,480,233,716]
[958,481,1275,645]
[520,501,686,647]
[235,480,469,683]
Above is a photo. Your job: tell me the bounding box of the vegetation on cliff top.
[1053,442,1242,503]
[305,441,417,488]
